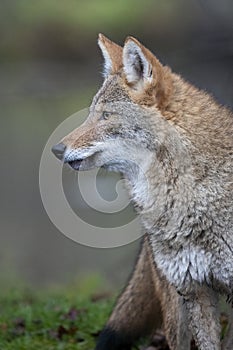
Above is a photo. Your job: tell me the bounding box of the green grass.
[0,277,115,350]
[0,276,230,350]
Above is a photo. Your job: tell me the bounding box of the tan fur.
[53,35,233,350]
[108,236,162,337]
[98,34,123,75]
[106,236,191,350]
[123,36,173,110]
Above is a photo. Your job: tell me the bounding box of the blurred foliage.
[14,0,145,28]
[0,0,205,61]
[1,0,143,61]
[0,0,232,292]
[1,0,232,63]
[0,3,232,347]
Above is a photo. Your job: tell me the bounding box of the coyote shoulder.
[52,34,233,350]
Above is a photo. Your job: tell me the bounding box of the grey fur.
[60,47,233,349]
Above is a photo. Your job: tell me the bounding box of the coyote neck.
[128,142,196,241]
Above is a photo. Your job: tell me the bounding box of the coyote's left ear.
[98,33,122,78]
[123,36,172,109]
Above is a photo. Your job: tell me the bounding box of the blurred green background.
[1,0,233,291]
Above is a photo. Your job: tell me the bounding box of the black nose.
[51,143,66,160]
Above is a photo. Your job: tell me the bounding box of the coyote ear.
[123,37,153,89]
[98,33,123,78]
[123,37,172,109]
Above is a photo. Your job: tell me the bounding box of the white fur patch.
[155,246,212,288]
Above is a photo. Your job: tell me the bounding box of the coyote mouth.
[67,159,83,170]
[66,150,102,171]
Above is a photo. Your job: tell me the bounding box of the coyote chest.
[153,242,213,291]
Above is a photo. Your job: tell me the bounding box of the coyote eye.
[102,111,111,120]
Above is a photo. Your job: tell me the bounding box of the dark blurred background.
[1,0,233,290]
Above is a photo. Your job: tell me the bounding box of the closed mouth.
[67,159,83,170]
[65,150,102,171]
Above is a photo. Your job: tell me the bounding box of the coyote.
[52,34,233,350]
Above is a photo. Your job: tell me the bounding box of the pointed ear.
[123,36,173,109]
[98,33,123,78]
[123,37,154,88]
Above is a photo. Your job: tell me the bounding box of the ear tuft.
[98,34,123,78]
[123,37,153,86]
[98,33,105,42]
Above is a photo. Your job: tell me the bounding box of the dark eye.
[102,111,111,120]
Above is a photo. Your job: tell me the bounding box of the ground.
[0,277,229,350]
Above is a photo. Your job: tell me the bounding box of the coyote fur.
[52,34,233,350]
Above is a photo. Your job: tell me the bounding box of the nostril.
[51,143,66,160]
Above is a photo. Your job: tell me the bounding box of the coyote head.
[52,34,173,179]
